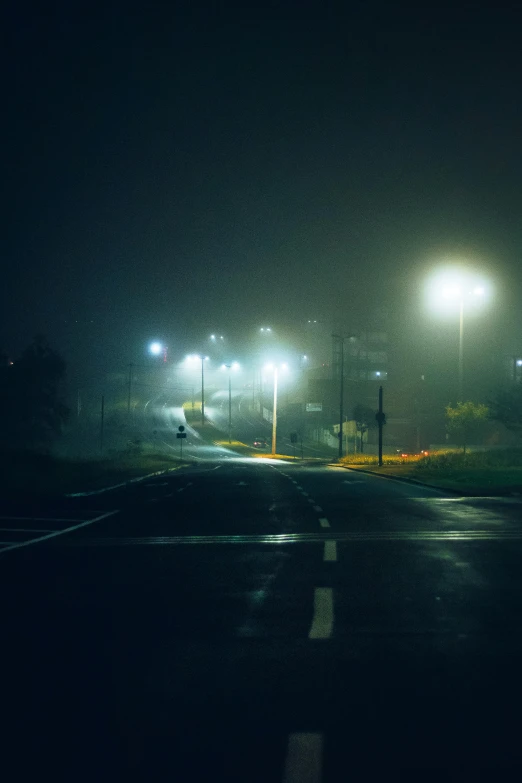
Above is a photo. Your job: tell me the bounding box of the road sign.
[306,403,322,412]
[177,426,187,458]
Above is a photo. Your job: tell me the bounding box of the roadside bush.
[339,454,420,466]
[415,448,522,471]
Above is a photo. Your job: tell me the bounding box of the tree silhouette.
[445,401,489,453]
[488,386,522,436]
[353,404,377,453]
[0,336,69,450]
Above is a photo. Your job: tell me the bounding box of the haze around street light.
[426,267,491,401]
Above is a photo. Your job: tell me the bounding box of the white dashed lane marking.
[308,588,334,639]
[323,540,337,562]
[283,732,323,783]
[319,518,330,528]
[313,506,323,513]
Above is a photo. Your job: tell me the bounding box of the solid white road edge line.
[323,540,337,561]
[0,528,57,533]
[0,516,87,523]
[66,466,185,497]
[283,732,323,783]
[0,511,119,555]
[308,587,334,640]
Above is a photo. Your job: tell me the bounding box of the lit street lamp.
[435,275,488,400]
[264,363,288,456]
[149,342,168,362]
[221,362,240,443]
[185,355,209,426]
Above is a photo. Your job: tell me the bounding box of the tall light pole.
[271,366,278,456]
[332,334,352,459]
[201,355,206,426]
[458,296,464,401]
[439,281,486,401]
[228,369,232,442]
[264,363,288,456]
[127,363,133,415]
[184,355,208,425]
[222,362,240,443]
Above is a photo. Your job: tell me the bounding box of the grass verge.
[340,449,522,494]
[0,450,187,496]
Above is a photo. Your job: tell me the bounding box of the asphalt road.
[140,387,334,459]
[2,461,522,780]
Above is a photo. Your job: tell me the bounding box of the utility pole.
[271,367,278,456]
[222,365,233,444]
[458,297,464,401]
[332,334,345,459]
[228,370,232,444]
[201,356,205,426]
[127,363,134,415]
[100,395,105,454]
[376,385,386,467]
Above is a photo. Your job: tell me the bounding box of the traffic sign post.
[375,386,386,466]
[177,425,187,459]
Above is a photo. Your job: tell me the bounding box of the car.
[253,438,268,448]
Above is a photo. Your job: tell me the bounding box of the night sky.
[3,1,522,379]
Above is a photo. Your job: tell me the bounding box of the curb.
[328,464,462,494]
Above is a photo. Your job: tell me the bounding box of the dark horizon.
[3,1,522,383]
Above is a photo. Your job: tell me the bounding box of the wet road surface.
[2,461,522,780]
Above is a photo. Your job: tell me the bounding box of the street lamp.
[264,363,288,456]
[185,354,209,425]
[149,342,168,362]
[221,362,240,443]
[437,275,488,400]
